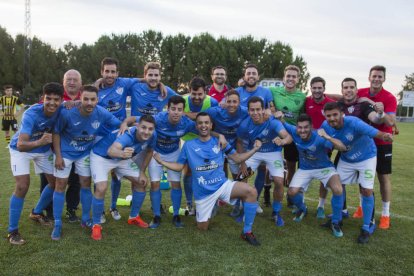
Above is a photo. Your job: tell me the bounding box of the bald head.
[63,69,82,97]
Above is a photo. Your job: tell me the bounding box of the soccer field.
[0,123,413,275]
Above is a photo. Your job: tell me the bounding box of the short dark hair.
[310,77,326,88]
[139,114,156,126]
[101,57,119,71]
[323,101,342,112]
[43,82,64,97]
[195,111,211,122]
[211,65,227,75]
[167,95,186,108]
[3,85,13,90]
[81,85,99,95]
[284,65,301,75]
[189,77,206,92]
[243,63,258,75]
[369,65,386,77]
[297,113,312,125]
[341,77,357,88]
[225,89,240,99]
[247,96,264,109]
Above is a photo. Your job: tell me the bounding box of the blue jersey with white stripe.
[237,117,285,153]
[130,83,177,116]
[284,123,334,170]
[10,104,61,153]
[177,137,235,200]
[235,86,273,108]
[55,105,121,160]
[321,116,378,163]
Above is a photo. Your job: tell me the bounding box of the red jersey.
[208,85,229,103]
[63,90,81,101]
[305,95,334,129]
[358,87,397,145]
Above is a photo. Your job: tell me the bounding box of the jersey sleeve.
[122,77,139,96]
[273,119,286,136]
[210,97,219,107]
[223,142,236,155]
[282,122,296,136]
[114,131,134,148]
[263,88,273,108]
[354,117,378,138]
[19,110,36,135]
[105,111,122,129]
[187,119,198,135]
[362,102,375,119]
[177,143,189,165]
[384,94,397,114]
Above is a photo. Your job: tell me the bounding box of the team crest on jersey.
[261,128,269,136]
[91,120,100,129]
[347,106,355,114]
[116,87,124,95]
[345,133,354,141]
[212,145,220,154]
[308,146,316,152]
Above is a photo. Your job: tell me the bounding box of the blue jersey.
[137,112,197,154]
[130,83,177,116]
[237,117,285,153]
[9,104,61,153]
[93,126,156,159]
[321,116,378,163]
[98,77,137,121]
[55,105,121,160]
[206,105,249,147]
[187,97,218,112]
[177,136,235,200]
[235,86,273,108]
[284,123,334,170]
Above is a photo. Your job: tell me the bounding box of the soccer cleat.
[379,215,390,230]
[172,215,184,228]
[91,224,102,241]
[29,209,53,226]
[316,207,325,219]
[100,212,106,224]
[128,215,149,228]
[357,229,370,244]
[149,216,161,229]
[230,205,241,218]
[51,225,62,241]
[81,219,93,228]
[369,222,377,235]
[293,207,307,223]
[353,206,363,219]
[8,231,26,245]
[331,223,344,238]
[110,208,121,220]
[240,232,261,246]
[187,205,196,216]
[160,204,166,215]
[272,212,285,227]
[320,218,343,228]
[291,206,299,215]
[66,209,79,223]
[256,205,264,214]
[327,210,350,219]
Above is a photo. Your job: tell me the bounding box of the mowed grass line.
[0,123,413,275]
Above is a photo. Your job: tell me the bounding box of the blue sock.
[92,197,104,225]
[254,168,265,199]
[362,194,374,231]
[34,185,54,214]
[130,191,146,218]
[272,200,282,214]
[150,189,161,216]
[331,194,344,224]
[243,201,258,233]
[183,175,193,206]
[111,177,122,210]
[80,188,92,222]
[171,188,182,216]
[53,191,65,227]
[290,193,305,211]
[8,195,24,232]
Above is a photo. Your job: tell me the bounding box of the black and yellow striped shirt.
[0,96,22,120]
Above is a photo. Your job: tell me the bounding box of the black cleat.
[241,232,260,246]
[66,209,79,223]
[8,231,26,245]
[172,215,184,228]
[357,229,370,244]
[149,216,161,229]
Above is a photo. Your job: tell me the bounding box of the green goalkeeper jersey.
[270,86,306,125]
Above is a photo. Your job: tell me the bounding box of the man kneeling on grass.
[153,112,263,246]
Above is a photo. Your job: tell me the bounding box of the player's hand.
[159,82,167,98]
[274,111,284,120]
[382,133,393,142]
[94,78,103,89]
[253,139,262,150]
[237,78,245,87]
[218,134,228,150]
[153,152,162,164]
[317,128,330,139]
[118,122,130,135]
[273,137,284,146]
[239,162,248,178]
[122,147,134,159]
[55,156,65,170]
[263,109,271,121]
[38,133,53,146]
[374,102,385,114]
[219,100,227,109]
[138,173,148,188]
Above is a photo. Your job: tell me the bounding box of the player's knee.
[245,186,257,202]
[360,187,373,197]
[15,184,29,197]
[151,182,160,191]
[287,188,297,197]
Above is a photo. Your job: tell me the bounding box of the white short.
[337,157,377,189]
[289,167,338,190]
[195,180,237,222]
[245,151,284,178]
[54,154,91,178]
[226,157,240,175]
[9,148,54,176]
[90,151,139,183]
[149,149,181,182]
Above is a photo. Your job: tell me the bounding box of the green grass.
[0,123,413,275]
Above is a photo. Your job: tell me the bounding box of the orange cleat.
[379,215,390,229]
[128,215,149,228]
[91,224,102,240]
[352,206,363,219]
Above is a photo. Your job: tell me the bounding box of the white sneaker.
[187,205,196,216]
[256,205,264,214]
[100,212,106,224]
[110,208,121,220]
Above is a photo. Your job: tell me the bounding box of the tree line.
[0,26,310,103]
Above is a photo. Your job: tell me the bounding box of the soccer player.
[153,112,263,246]
[51,85,121,240]
[1,85,24,146]
[321,102,393,243]
[357,65,397,229]
[208,65,231,103]
[89,115,157,240]
[7,82,63,245]
[237,96,292,226]
[284,114,346,237]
